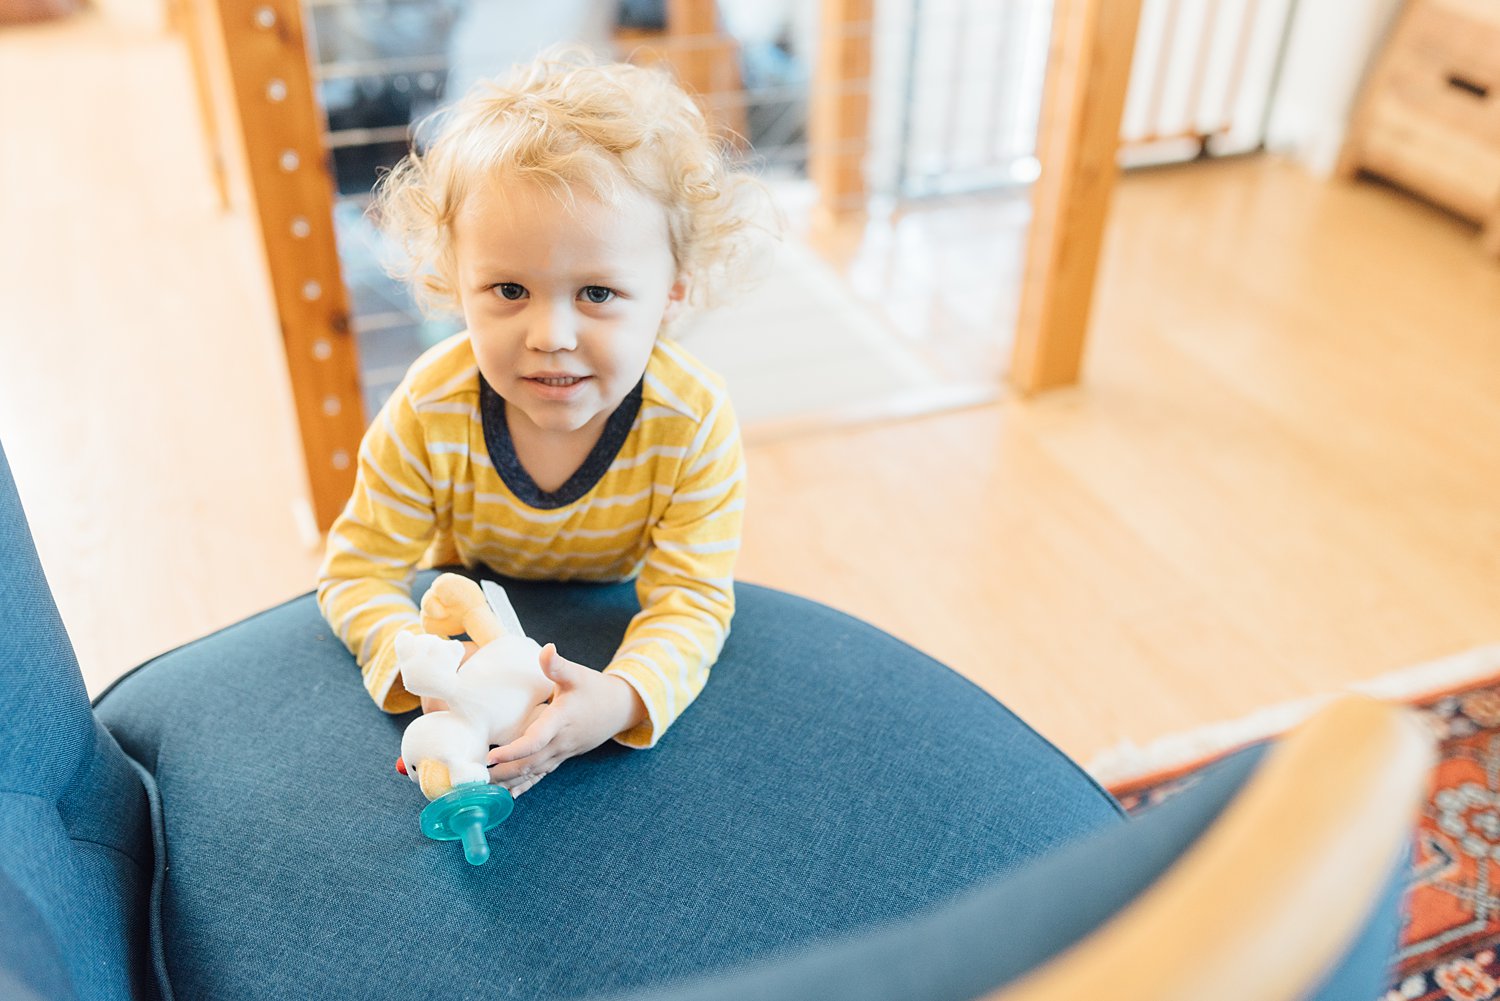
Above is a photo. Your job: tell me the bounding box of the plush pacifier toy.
[393,574,554,865]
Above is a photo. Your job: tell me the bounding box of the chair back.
[0,441,162,1001]
[993,696,1431,1001]
[617,697,1428,1001]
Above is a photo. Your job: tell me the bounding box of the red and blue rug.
[1096,650,1500,1001]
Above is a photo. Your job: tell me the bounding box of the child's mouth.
[524,375,591,399]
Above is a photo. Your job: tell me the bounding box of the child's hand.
[418,640,479,714]
[486,644,646,797]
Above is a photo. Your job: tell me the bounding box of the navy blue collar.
[478,375,644,509]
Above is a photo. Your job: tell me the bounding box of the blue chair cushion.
[95,571,1123,1001]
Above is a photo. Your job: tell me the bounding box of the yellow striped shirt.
[316,332,745,748]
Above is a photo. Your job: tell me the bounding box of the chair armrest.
[993,695,1434,1001]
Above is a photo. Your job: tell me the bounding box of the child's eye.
[494,283,527,301]
[579,286,615,304]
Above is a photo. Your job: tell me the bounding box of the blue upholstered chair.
[1,436,1429,1001]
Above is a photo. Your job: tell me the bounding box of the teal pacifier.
[418,783,515,866]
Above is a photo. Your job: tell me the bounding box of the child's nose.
[525,301,578,353]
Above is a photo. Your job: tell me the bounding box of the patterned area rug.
[1093,647,1500,1001]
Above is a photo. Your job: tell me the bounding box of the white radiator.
[878,0,1300,197]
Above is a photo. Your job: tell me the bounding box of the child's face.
[452,175,685,439]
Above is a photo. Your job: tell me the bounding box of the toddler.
[317,49,770,798]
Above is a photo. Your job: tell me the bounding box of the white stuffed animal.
[395,575,555,800]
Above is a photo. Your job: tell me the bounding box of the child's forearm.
[316,570,425,711]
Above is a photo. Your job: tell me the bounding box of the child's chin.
[523,409,597,434]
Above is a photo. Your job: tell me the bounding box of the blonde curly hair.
[372,48,775,319]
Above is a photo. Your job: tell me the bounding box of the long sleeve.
[605,394,745,748]
[316,385,438,713]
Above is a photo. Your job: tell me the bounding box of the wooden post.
[1010,0,1143,394]
[666,0,716,97]
[662,0,748,143]
[212,0,366,529]
[809,0,873,215]
[619,1,746,144]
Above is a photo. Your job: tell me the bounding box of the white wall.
[1264,0,1403,176]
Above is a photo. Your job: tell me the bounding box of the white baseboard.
[1086,644,1500,788]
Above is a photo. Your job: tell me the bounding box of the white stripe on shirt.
[455,512,649,542]
[653,537,740,556]
[643,371,699,420]
[672,467,745,505]
[416,401,479,418]
[367,486,434,523]
[633,621,711,659]
[382,406,434,488]
[608,445,689,472]
[357,611,420,662]
[657,340,725,396]
[329,532,414,569]
[339,508,423,547]
[687,427,741,477]
[638,405,689,423]
[646,582,731,618]
[415,364,479,407]
[339,594,418,643]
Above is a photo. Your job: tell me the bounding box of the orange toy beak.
[395,756,408,776]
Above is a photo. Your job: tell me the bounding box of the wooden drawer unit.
[1338,0,1500,256]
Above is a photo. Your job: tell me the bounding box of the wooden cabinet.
[1338,0,1500,256]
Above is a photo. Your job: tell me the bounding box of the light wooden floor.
[5,16,1499,762]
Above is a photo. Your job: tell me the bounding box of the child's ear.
[662,275,689,323]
